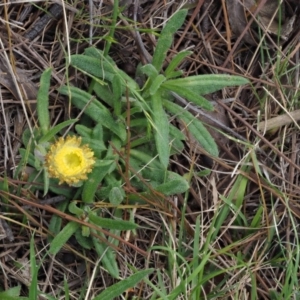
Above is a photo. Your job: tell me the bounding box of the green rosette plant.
[17,8,248,281]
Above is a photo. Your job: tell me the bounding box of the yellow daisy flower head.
[45,136,95,186]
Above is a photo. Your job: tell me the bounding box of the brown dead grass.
[1,0,300,299]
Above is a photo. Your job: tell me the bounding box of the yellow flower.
[45,136,95,185]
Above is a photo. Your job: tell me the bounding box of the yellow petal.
[45,136,95,185]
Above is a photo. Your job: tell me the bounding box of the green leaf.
[82,47,139,90]
[38,119,78,143]
[152,9,187,71]
[85,46,115,62]
[196,169,211,177]
[0,175,9,204]
[92,269,154,300]
[169,124,185,140]
[48,200,68,242]
[58,86,126,141]
[164,74,249,95]
[162,83,213,110]
[112,75,122,116]
[74,229,94,250]
[163,100,219,157]
[75,124,92,137]
[37,68,52,135]
[140,64,159,81]
[129,149,163,170]
[43,168,50,197]
[170,137,184,154]
[152,93,170,168]
[81,137,106,158]
[165,70,183,79]
[19,148,36,168]
[91,123,106,152]
[89,212,137,230]
[149,74,166,96]
[49,221,80,255]
[81,225,90,237]
[165,50,192,78]
[68,201,84,216]
[92,231,119,278]
[93,82,114,106]
[155,171,189,195]
[71,55,115,82]
[82,160,114,203]
[21,127,36,148]
[48,180,74,198]
[109,187,124,205]
[0,286,21,297]
[108,208,123,247]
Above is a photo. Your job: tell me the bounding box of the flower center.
[45,135,95,185]
[65,152,82,168]
[55,147,86,176]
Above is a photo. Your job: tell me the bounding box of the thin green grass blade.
[250,205,263,229]
[211,164,251,241]
[29,234,38,300]
[250,271,258,300]
[145,271,169,300]
[92,269,154,300]
[167,252,211,300]
[192,216,201,300]
[103,0,119,56]
[220,194,248,226]
[233,175,249,226]
[64,276,70,300]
